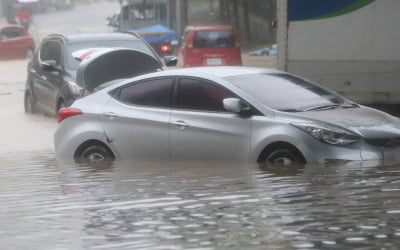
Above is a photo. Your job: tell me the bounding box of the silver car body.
[54,67,400,165]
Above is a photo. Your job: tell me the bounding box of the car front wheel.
[264,148,305,166]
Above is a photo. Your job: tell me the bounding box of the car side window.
[1,27,23,39]
[117,78,173,108]
[177,78,235,112]
[40,40,62,65]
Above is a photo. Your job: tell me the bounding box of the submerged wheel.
[77,144,114,162]
[260,145,306,166]
[57,100,65,114]
[24,92,36,113]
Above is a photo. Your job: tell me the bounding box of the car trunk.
[76,48,163,92]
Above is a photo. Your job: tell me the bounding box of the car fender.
[54,116,115,159]
[250,119,311,162]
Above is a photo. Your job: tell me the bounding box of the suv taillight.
[234,34,240,48]
[161,44,171,52]
[57,108,82,123]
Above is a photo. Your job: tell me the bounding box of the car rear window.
[193,30,235,48]
[66,40,157,71]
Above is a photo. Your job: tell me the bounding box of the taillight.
[57,108,82,123]
[234,34,240,48]
[161,44,171,52]
[186,39,193,48]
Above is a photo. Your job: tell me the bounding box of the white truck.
[277,0,400,105]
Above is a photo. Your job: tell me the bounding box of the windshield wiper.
[277,108,303,113]
[304,104,341,111]
[304,103,358,112]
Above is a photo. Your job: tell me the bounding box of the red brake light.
[57,108,82,123]
[161,45,171,52]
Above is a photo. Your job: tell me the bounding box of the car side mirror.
[41,60,62,72]
[223,98,251,115]
[164,56,177,67]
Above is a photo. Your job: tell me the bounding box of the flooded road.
[1,2,400,249]
[1,151,400,249]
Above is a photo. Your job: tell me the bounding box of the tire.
[78,144,114,162]
[264,148,305,166]
[57,100,65,113]
[24,92,36,113]
[25,48,34,60]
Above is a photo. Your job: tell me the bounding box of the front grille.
[365,137,400,147]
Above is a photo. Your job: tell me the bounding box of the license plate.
[206,58,222,65]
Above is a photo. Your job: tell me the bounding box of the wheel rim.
[271,157,293,165]
[79,145,112,163]
[87,152,106,162]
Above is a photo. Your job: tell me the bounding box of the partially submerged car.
[24,32,176,116]
[54,66,400,165]
[0,24,35,60]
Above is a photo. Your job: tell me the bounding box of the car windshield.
[226,73,352,112]
[193,30,235,48]
[66,40,157,71]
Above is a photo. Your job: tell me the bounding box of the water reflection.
[1,151,400,249]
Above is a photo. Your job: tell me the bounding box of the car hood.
[293,106,400,139]
[76,48,162,92]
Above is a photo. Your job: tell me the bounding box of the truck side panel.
[277,0,400,104]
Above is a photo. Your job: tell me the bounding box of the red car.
[177,25,242,67]
[0,25,35,60]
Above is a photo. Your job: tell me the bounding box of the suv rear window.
[193,30,235,48]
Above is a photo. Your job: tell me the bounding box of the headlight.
[67,80,83,96]
[292,123,360,145]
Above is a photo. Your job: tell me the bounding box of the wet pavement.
[1,152,400,249]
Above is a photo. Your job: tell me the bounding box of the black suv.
[24,32,176,116]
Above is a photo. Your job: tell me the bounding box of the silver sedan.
[54,67,400,165]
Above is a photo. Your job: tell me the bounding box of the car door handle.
[103,112,118,120]
[172,120,189,130]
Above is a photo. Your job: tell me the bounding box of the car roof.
[128,66,282,80]
[0,24,27,30]
[46,32,141,43]
[186,25,234,31]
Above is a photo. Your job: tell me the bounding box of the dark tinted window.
[118,78,173,108]
[1,27,24,39]
[66,40,156,71]
[193,30,235,48]
[40,40,62,65]
[226,73,348,112]
[178,78,235,112]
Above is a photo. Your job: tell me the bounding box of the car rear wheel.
[25,48,34,60]
[78,144,114,162]
[263,148,306,166]
[57,100,65,113]
[24,92,36,113]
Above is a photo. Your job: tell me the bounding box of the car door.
[32,39,63,114]
[101,77,174,163]
[170,77,252,164]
